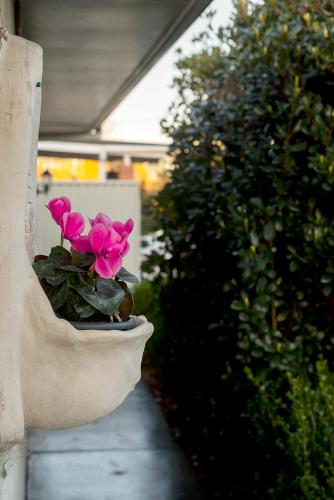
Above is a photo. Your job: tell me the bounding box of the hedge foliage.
[287,360,334,499]
[143,0,334,497]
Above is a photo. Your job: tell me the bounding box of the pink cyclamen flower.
[46,197,71,224]
[59,212,85,240]
[89,223,124,278]
[112,218,134,237]
[89,213,134,236]
[112,219,134,257]
[88,214,134,260]
[71,222,131,279]
[89,212,113,228]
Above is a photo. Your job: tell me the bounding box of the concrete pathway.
[27,381,202,500]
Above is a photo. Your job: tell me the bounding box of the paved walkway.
[27,381,202,500]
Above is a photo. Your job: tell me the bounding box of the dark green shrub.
[147,0,334,497]
[287,360,334,499]
[134,280,166,358]
[141,192,159,235]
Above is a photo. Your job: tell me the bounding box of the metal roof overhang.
[20,0,211,139]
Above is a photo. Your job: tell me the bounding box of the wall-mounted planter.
[0,34,153,451]
[22,278,153,432]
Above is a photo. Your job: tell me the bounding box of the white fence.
[36,181,141,277]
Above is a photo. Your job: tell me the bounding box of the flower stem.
[60,233,64,247]
[71,250,77,265]
[78,273,90,287]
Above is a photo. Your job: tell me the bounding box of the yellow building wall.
[133,161,167,193]
[37,156,169,192]
[37,157,99,181]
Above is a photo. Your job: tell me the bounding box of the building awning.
[38,139,168,160]
[20,0,211,138]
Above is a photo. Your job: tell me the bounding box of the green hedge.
[143,1,334,497]
[287,360,334,498]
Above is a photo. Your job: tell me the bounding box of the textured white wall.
[0,7,38,495]
[0,446,26,500]
[0,6,26,499]
[0,0,14,32]
[37,181,141,277]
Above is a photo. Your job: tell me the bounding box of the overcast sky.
[102,0,233,144]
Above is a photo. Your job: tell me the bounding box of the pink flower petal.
[112,218,134,236]
[60,212,85,240]
[121,240,130,257]
[112,221,124,235]
[89,212,113,227]
[95,212,113,227]
[95,254,115,279]
[59,212,69,234]
[107,244,121,257]
[71,236,92,253]
[46,197,71,224]
[107,245,123,275]
[125,218,134,234]
[111,255,122,276]
[88,223,110,254]
[112,256,122,276]
[105,227,119,248]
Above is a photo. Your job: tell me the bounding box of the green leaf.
[77,279,125,316]
[264,222,275,242]
[289,142,307,153]
[60,300,80,321]
[57,290,80,321]
[320,275,331,284]
[231,300,243,311]
[46,280,68,311]
[116,267,139,284]
[33,251,69,285]
[277,311,289,323]
[250,197,263,208]
[118,281,134,320]
[73,299,95,319]
[289,261,298,272]
[67,273,82,289]
[239,312,249,322]
[75,252,95,268]
[256,276,267,293]
[49,246,72,267]
[33,259,55,280]
[96,279,127,310]
[34,254,47,262]
[45,269,67,286]
[250,231,259,246]
[58,265,85,273]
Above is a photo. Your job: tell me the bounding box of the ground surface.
[27,381,202,500]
